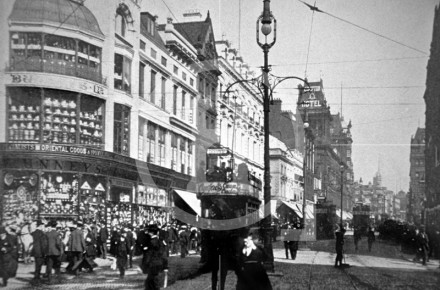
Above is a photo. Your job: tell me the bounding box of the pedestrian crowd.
[0,218,203,289]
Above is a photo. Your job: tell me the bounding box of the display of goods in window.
[1,172,39,225]
[40,173,78,216]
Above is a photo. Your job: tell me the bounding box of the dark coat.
[367,230,375,243]
[179,230,189,245]
[46,229,63,256]
[0,234,19,279]
[85,232,97,257]
[126,231,135,252]
[167,227,178,243]
[31,229,48,258]
[335,229,345,252]
[114,236,130,269]
[68,228,86,252]
[236,245,272,290]
[98,227,108,245]
[416,232,430,253]
[135,230,149,256]
[141,236,168,275]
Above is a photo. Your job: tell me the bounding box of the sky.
[147,0,437,192]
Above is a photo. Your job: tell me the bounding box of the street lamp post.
[257,0,276,273]
[302,112,310,230]
[340,162,345,227]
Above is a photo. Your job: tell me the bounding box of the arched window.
[115,13,127,37]
[115,3,133,38]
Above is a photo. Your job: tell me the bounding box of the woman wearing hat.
[0,226,19,287]
[236,231,272,290]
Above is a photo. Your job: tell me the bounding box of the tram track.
[306,251,318,290]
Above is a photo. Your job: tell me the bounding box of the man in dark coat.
[334,224,346,268]
[0,226,19,287]
[125,226,135,268]
[136,225,149,256]
[97,222,108,259]
[142,224,168,290]
[30,220,48,284]
[45,221,63,283]
[179,225,189,258]
[115,229,130,279]
[167,224,178,255]
[416,226,430,265]
[283,223,299,260]
[367,227,375,252]
[68,221,86,276]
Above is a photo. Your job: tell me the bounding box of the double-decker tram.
[197,144,263,288]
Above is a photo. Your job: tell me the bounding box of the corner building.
[0,0,201,228]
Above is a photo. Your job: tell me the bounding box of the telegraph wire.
[298,0,428,55]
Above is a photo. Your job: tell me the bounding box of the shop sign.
[0,143,134,165]
[81,181,92,190]
[111,179,133,189]
[7,72,107,97]
[207,148,229,155]
[197,182,259,198]
[95,183,105,191]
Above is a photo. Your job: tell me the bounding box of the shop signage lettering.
[7,73,107,96]
[207,148,229,155]
[0,143,134,164]
[1,158,138,181]
[197,182,259,198]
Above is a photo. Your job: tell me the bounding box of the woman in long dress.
[236,232,272,290]
[0,226,19,287]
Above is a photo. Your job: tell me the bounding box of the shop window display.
[7,87,104,147]
[1,170,39,225]
[107,186,132,227]
[40,172,79,217]
[8,87,42,142]
[9,32,102,83]
[80,95,104,146]
[43,89,78,144]
[79,175,107,223]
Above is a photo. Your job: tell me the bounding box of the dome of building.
[9,0,104,38]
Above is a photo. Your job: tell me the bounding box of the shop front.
[0,143,183,229]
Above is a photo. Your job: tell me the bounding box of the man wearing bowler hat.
[45,220,62,284]
[68,221,86,276]
[142,224,168,290]
[30,220,48,284]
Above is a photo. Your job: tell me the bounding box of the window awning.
[336,210,352,220]
[174,189,201,216]
[305,204,314,219]
[281,201,303,218]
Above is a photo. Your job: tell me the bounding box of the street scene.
[1,0,440,289]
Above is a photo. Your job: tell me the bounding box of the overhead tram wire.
[265,56,428,68]
[304,1,318,78]
[297,0,428,55]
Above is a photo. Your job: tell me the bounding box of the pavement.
[3,239,440,289]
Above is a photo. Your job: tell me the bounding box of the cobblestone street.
[4,239,440,290]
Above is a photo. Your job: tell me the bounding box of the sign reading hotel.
[300,92,321,108]
[6,72,107,97]
[197,182,259,199]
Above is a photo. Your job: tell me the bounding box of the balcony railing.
[8,57,103,84]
